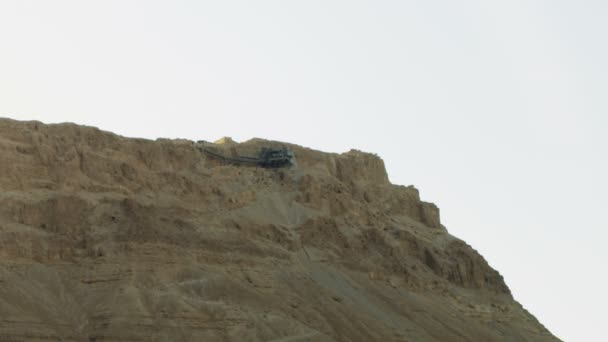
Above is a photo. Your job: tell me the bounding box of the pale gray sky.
[1,1,606,340]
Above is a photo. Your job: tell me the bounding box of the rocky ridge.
[0,118,558,341]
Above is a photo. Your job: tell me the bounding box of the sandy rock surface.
[0,118,558,341]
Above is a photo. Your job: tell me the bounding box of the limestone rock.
[0,118,558,341]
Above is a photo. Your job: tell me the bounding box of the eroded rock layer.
[0,118,557,341]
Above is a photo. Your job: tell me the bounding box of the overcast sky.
[1,1,606,340]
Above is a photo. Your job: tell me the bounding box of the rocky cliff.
[0,118,558,341]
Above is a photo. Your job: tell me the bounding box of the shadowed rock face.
[0,118,558,341]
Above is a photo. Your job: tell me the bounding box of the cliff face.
[0,118,557,341]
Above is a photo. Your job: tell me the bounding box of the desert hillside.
[0,118,558,341]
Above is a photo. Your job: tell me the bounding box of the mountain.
[0,118,558,341]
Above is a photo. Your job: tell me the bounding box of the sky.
[1,1,606,340]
